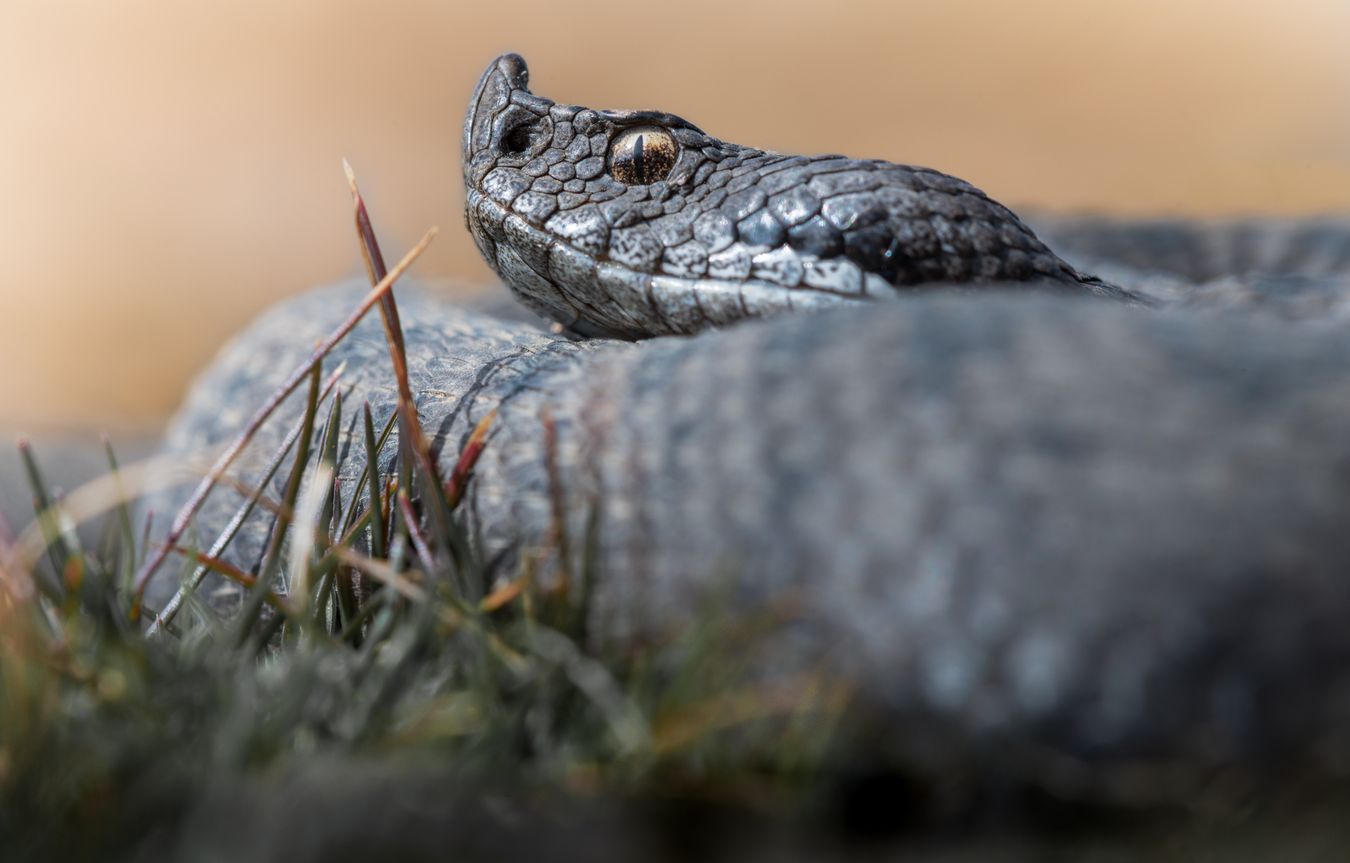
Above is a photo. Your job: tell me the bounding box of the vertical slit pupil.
[609,127,675,184]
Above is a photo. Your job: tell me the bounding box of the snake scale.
[158,54,1350,803]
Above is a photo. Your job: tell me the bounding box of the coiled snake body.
[160,54,1350,799]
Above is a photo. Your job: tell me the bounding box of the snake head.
[463,54,1114,339]
[463,52,735,338]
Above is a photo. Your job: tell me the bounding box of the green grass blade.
[17,440,72,600]
[233,360,324,650]
[362,402,386,561]
[101,436,138,592]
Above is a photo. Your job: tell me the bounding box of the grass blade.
[102,435,138,590]
[233,360,324,649]
[362,402,386,560]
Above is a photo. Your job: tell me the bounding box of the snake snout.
[462,53,539,181]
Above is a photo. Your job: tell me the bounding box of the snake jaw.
[462,54,1133,340]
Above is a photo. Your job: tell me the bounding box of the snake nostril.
[501,123,535,155]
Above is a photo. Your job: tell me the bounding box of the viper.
[156,54,1350,790]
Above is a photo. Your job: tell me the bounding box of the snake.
[156,53,1350,803]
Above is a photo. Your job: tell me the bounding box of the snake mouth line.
[469,192,883,300]
[467,189,895,337]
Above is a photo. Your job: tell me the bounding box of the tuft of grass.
[0,168,848,861]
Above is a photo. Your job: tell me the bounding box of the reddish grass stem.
[343,161,442,489]
[446,410,496,508]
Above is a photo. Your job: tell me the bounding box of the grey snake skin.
[158,54,1350,803]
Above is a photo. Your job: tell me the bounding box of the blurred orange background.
[2,0,1348,431]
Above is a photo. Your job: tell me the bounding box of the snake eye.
[608,127,678,185]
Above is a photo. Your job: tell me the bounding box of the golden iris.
[608,127,678,185]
